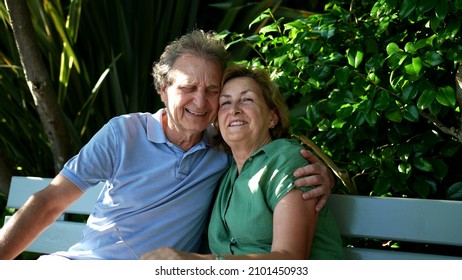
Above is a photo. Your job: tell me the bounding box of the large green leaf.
[385,109,402,123]
[422,50,443,66]
[402,105,419,122]
[413,157,432,172]
[412,177,433,198]
[386,42,400,55]
[417,0,436,13]
[435,1,449,21]
[436,86,456,107]
[417,89,435,109]
[428,158,448,181]
[346,46,364,68]
[404,57,422,76]
[399,0,417,18]
[446,182,462,199]
[334,66,349,86]
[456,0,462,10]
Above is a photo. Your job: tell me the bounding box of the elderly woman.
[142,65,344,260]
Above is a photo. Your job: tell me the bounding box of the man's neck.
[161,113,203,151]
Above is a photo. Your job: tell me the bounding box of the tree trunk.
[0,149,12,195]
[5,0,72,173]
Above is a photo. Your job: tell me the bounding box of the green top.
[208,138,344,259]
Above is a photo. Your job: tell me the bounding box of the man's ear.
[159,87,167,103]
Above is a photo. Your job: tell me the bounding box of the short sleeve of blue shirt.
[61,119,119,191]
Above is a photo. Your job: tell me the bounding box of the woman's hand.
[141,247,207,260]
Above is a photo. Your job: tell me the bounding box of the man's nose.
[193,88,207,108]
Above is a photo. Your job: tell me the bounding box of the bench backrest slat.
[4,176,105,255]
[344,247,462,260]
[328,194,462,246]
[7,176,104,215]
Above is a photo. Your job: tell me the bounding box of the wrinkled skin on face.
[160,54,222,150]
[218,76,277,161]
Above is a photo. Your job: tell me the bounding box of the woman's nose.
[229,103,241,115]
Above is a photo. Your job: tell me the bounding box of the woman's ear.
[269,110,279,129]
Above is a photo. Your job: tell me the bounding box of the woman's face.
[218,77,278,151]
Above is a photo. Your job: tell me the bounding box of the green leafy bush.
[222,1,462,199]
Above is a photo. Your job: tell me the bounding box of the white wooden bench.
[3,176,462,259]
[3,176,104,255]
[328,194,462,259]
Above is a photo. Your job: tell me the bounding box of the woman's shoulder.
[260,138,306,165]
[265,138,304,155]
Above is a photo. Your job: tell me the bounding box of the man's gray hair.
[152,29,230,94]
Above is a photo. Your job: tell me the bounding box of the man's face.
[160,54,222,136]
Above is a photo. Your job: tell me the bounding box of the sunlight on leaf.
[436,86,456,107]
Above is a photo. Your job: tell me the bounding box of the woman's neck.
[231,135,272,173]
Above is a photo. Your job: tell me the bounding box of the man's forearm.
[0,193,60,259]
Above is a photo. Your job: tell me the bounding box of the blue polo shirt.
[53,109,230,259]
